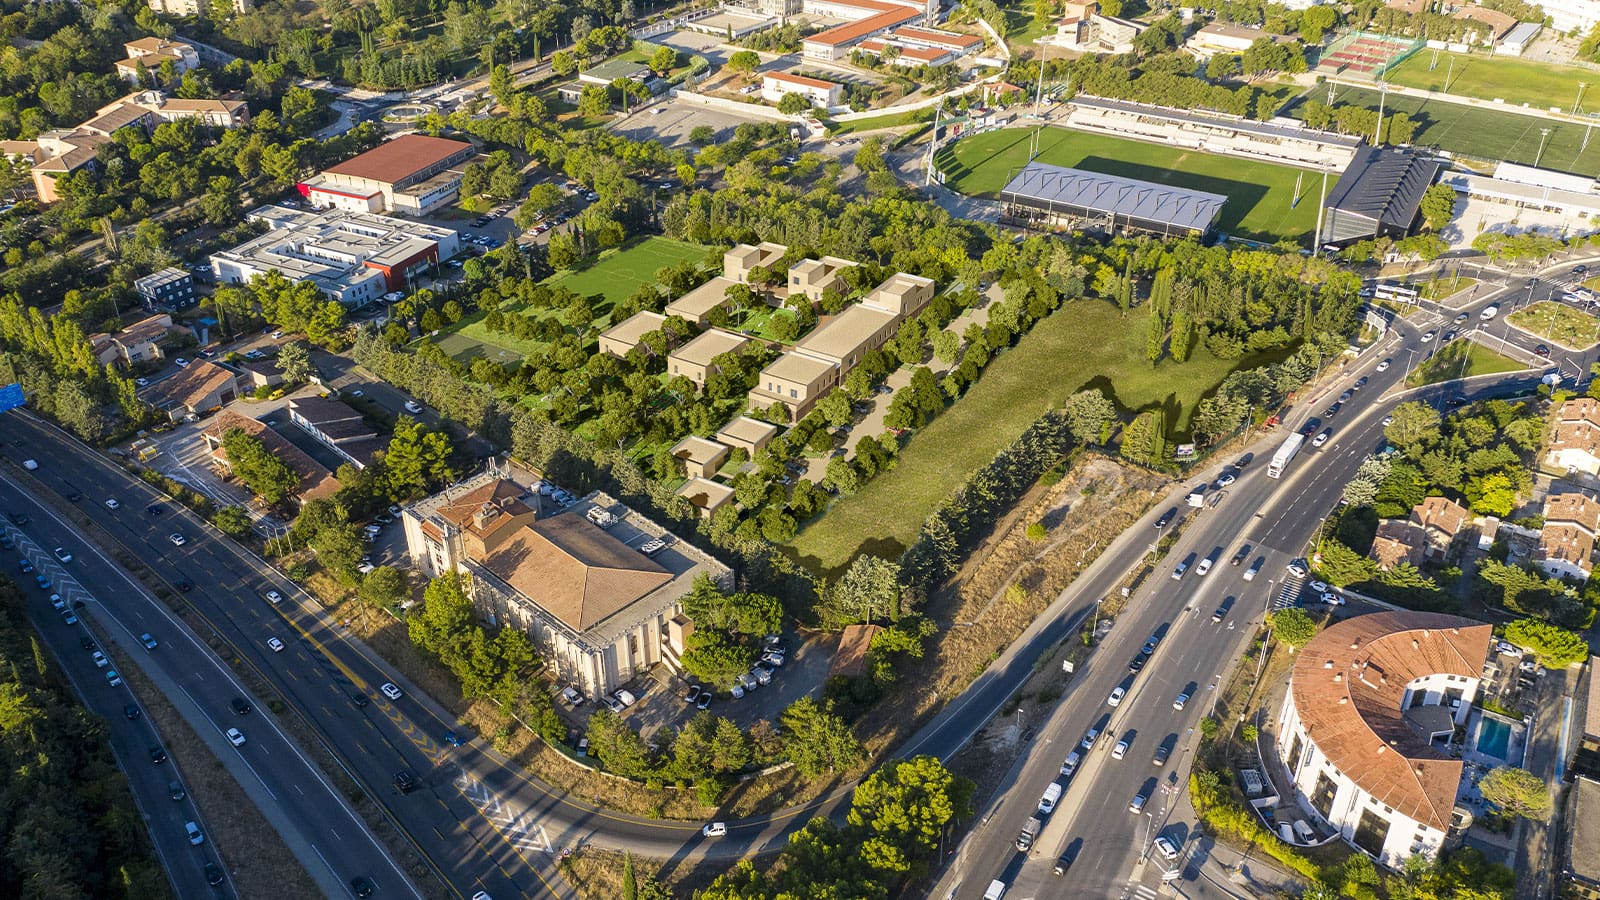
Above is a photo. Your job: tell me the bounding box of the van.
[1060,750,1082,778]
[1480,304,1499,321]
[1016,816,1042,851]
[1278,822,1294,843]
[983,881,1007,900]
[1038,782,1063,815]
[22,459,37,470]
[1186,485,1206,507]
[1293,820,1315,842]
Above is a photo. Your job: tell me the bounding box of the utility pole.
[1374,81,1388,145]
[1312,169,1330,256]
[1536,127,1553,168]
[1576,81,1588,117]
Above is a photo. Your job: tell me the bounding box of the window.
[1310,772,1338,820]
[1353,808,1391,857]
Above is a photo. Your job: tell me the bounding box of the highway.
[931,264,1584,900]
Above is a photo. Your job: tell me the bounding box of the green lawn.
[1382,52,1595,114]
[1417,275,1477,301]
[1294,86,1600,175]
[786,298,1291,574]
[934,127,1322,243]
[1405,340,1525,387]
[1507,302,1600,349]
[828,107,935,135]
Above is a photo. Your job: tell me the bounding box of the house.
[135,267,198,313]
[1451,5,1519,44]
[298,134,479,216]
[1547,398,1600,477]
[1185,22,1298,56]
[670,436,730,480]
[201,410,342,504]
[676,477,735,518]
[668,329,752,386]
[760,72,843,109]
[234,357,285,391]
[138,359,237,421]
[722,242,788,285]
[665,278,737,326]
[715,416,779,456]
[1369,518,1427,571]
[787,255,857,304]
[288,396,381,470]
[92,314,173,366]
[148,0,252,15]
[1410,496,1472,559]
[597,311,669,358]
[401,465,733,699]
[1538,492,1600,580]
[116,38,200,82]
[210,206,459,309]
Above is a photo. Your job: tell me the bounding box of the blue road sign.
[0,383,23,413]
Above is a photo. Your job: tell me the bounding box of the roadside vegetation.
[1507,301,1600,349]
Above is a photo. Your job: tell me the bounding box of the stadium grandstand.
[1063,97,1361,171]
[999,161,1227,239]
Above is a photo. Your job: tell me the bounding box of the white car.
[702,822,727,837]
[1308,580,1328,593]
[1173,692,1190,711]
[225,727,246,747]
[404,400,424,414]
[380,682,403,700]
[104,498,120,510]
[168,533,186,547]
[91,651,108,667]
[1382,415,1395,427]
[1154,836,1180,860]
[1376,358,1391,372]
[1420,331,1436,343]
[1194,558,1213,576]
[53,547,72,563]
[265,590,282,604]
[614,689,637,707]
[1480,305,1499,321]
[1312,429,1332,447]
[1108,686,1126,707]
[1322,592,1346,606]
[267,637,285,652]
[174,357,191,368]
[1112,740,1128,760]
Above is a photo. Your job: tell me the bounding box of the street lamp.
[1576,81,1588,117]
[1535,127,1553,168]
[1374,81,1388,145]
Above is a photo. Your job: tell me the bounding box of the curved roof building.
[1275,611,1491,865]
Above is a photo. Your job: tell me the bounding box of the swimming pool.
[1477,717,1512,761]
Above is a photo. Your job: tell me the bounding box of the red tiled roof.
[323,135,473,185]
[480,515,672,632]
[892,26,984,49]
[805,5,922,47]
[765,71,839,90]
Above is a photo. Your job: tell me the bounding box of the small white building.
[761,71,844,109]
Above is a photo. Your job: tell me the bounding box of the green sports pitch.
[1379,51,1594,116]
[933,127,1323,243]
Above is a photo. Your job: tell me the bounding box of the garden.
[1507,301,1600,349]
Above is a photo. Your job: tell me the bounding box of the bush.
[1503,618,1590,667]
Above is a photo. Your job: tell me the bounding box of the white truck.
[1015,816,1042,852]
[1266,433,1304,479]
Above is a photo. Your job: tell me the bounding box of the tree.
[312,524,367,584]
[649,46,678,76]
[727,50,760,74]
[277,340,314,384]
[1503,618,1589,667]
[1385,401,1442,453]
[384,417,455,497]
[680,575,783,634]
[780,697,863,777]
[211,505,251,537]
[824,555,903,627]
[1269,607,1317,648]
[221,428,299,505]
[681,630,752,688]
[1420,183,1458,233]
[1061,388,1116,445]
[777,92,812,115]
[1477,766,1551,820]
[847,756,975,870]
[358,565,409,610]
[1342,455,1392,507]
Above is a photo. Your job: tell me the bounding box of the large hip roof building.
[299,134,478,216]
[1276,611,1491,866]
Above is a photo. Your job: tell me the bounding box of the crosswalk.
[1274,574,1304,612]
[452,764,556,853]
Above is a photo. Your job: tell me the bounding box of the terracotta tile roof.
[480,515,672,632]
[436,479,534,544]
[764,71,839,90]
[1291,611,1492,831]
[202,411,340,502]
[116,314,172,348]
[1539,493,1600,575]
[804,4,922,47]
[322,134,474,185]
[1453,5,1518,39]
[1370,519,1426,570]
[1550,399,1600,464]
[139,360,236,411]
[1410,496,1471,541]
[891,26,984,49]
[125,36,194,56]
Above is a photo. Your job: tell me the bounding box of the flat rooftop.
[669,328,751,368]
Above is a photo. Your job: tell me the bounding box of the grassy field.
[432,236,709,364]
[1382,52,1594,114]
[934,127,1322,242]
[1418,275,1477,301]
[1296,85,1600,175]
[787,298,1290,573]
[1507,301,1600,349]
[1406,340,1525,387]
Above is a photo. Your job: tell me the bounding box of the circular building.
[1275,611,1492,866]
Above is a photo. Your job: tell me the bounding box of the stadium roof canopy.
[1321,145,1441,245]
[999,162,1228,236]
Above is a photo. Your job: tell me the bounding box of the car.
[1107,687,1126,707]
[560,686,584,707]
[231,696,252,715]
[351,877,375,898]
[1382,415,1395,426]
[1173,692,1190,711]
[1312,429,1332,447]
[1288,558,1309,577]
[1308,580,1328,593]
[684,684,703,704]
[351,693,369,708]
[204,863,224,886]
[696,692,712,710]
[1322,403,1340,418]
[1444,330,1458,343]
[150,745,168,764]
[34,574,50,590]
[404,400,424,413]
[1354,376,1369,390]
[1153,744,1171,766]
[1576,265,1590,276]
[1338,390,1353,403]
[140,633,157,650]
[1129,654,1147,673]
[271,331,284,340]
[1536,344,1551,357]
[393,769,419,793]
[1194,557,1213,576]
[174,357,190,368]
[50,594,65,611]
[1154,507,1176,528]
[730,683,745,699]
[1322,592,1346,606]
[1129,793,1147,814]
[1214,473,1235,488]
[1154,836,1180,860]
[703,822,728,837]
[1420,331,1436,343]
[1052,853,1073,876]
[91,651,107,667]
[363,523,382,535]
[1112,739,1129,760]
[1080,727,1099,750]
[65,490,82,502]
[226,727,246,747]
[146,504,163,516]
[762,649,786,667]
[267,637,285,652]
[168,533,186,546]
[1231,544,1251,565]
[380,682,403,700]
[60,609,77,625]
[78,635,95,651]
[1142,635,1161,655]
[185,822,204,846]
[374,512,394,525]
[1481,305,1500,320]
[17,560,32,574]
[167,780,185,801]
[615,689,638,707]
[7,512,28,525]
[135,377,148,387]
[1376,358,1392,372]
[265,590,282,604]
[1212,604,1230,623]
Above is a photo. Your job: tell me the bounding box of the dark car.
[1153,743,1172,766]
[351,693,369,709]
[351,876,376,898]
[8,512,29,525]
[1536,344,1551,357]
[1129,654,1147,673]
[149,745,167,764]
[204,863,224,886]
[1299,418,1321,437]
[1231,544,1251,565]
[1053,853,1073,876]
[1234,453,1252,469]
[79,635,96,650]
[231,696,252,715]
[124,704,141,720]
[1322,402,1341,417]
[146,504,163,516]
[1154,507,1176,528]
[393,770,417,793]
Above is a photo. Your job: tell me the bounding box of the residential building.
[670,436,730,480]
[597,311,669,358]
[288,396,381,470]
[299,134,478,216]
[1538,492,1600,580]
[202,410,342,504]
[665,278,736,326]
[760,72,843,109]
[1369,518,1427,571]
[715,416,779,455]
[787,255,857,304]
[139,360,238,421]
[801,0,925,60]
[1410,496,1472,559]
[210,206,459,308]
[1276,611,1491,866]
[665,242,788,325]
[135,267,198,313]
[722,242,788,284]
[1574,658,1600,781]
[402,464,733,698]
[668,328,752,386]
[676,477,735,518]
[234,357,284,391]
[90,314,173,367]
[1547,398,1600,476]
[1541,0,1600,35]
[147,0,252,14]
[1185,22,1298,56]
[116,38,199,82]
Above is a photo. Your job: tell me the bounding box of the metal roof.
[1000,162,1228,233]
[1323,145,1440,228]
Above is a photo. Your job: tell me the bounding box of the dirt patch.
[116,658,321,900]
[561,847,714,900]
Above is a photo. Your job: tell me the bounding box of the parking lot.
[609,97,764,151]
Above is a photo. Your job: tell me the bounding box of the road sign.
[0,383,23,413]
